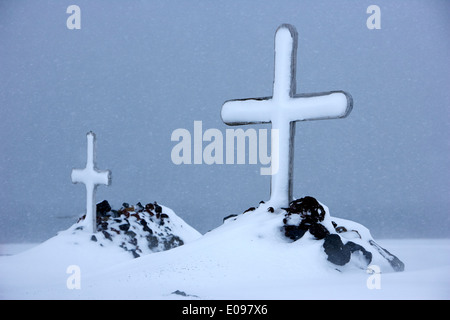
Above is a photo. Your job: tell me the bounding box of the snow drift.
[0,196,421,299]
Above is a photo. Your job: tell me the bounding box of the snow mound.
[224,196,404,273]
[69,200,202,258]
[2,197,449,299]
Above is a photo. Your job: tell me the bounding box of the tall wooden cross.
[71,132,111,233]
[221,24,353,209]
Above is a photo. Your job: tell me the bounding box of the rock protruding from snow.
[71,200,201,258]
[281,196,404,272]
[283,196,330,240]
[224,196,405,273]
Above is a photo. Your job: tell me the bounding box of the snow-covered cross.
[221,24,353,209]
[71,132,111,233]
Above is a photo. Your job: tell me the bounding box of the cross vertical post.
[221,24,353,209]
[71,132,111,233]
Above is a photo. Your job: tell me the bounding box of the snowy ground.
[1,207,449,300]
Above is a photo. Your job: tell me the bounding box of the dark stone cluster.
[283,196,329,241]
[322,234,372,267]
[78,200,184,258]
[283,196,372,269]
[282,196,404,271]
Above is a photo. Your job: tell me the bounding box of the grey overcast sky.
[0,0,449,242]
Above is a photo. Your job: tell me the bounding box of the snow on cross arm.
[221,24,353,209]
[71,132,111,233]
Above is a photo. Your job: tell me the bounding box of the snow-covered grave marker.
[221,24,353,208]
[71,132,111,233]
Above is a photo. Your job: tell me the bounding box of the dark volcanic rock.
[96,200,111,217]
[223,214,238,223]
[281,196,402,271]
[71,200,200,258]
[154,202,162,214]
[323,234,372,267]
[283,196,329,240]
[285,196,326,222]
[323,234,350,266]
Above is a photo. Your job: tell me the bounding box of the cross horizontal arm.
[221,98,274,125]
[286,91,353,122]
[71,168,111,186]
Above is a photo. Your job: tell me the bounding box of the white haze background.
[0,0,449,243]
